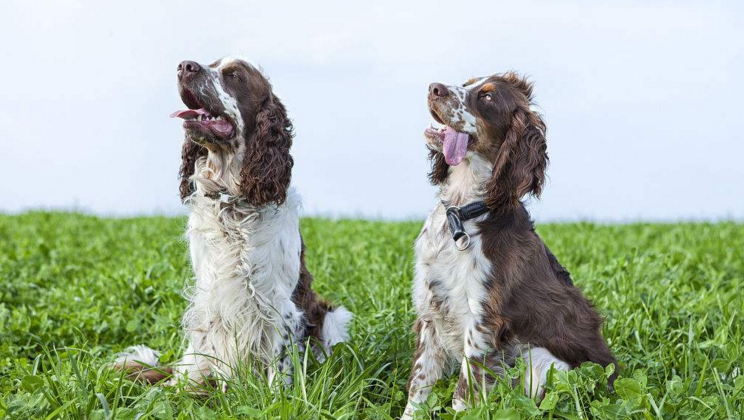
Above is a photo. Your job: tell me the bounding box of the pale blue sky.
[1,0,742,220]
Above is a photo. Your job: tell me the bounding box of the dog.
[403,73,616,418]
[114,57,351,388]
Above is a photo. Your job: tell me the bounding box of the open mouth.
[429,106,445,125]
[170,87,235,138]
[424,124,470,166]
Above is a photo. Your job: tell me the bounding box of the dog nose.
[178,61,201,78]
[429,83,449,98]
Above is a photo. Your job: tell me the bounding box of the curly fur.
[179,139,207,201]
[485,107,548,210]
[240,98,294,207]
[427,149,450,185]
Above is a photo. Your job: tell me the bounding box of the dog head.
[173,57,293,206]
[425,72,548,209]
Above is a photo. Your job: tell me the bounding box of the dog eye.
[482,93,492,101]
[225,72,239,80]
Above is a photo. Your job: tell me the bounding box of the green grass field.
[0,213,742,420]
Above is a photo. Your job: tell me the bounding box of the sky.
[1,0,742,221]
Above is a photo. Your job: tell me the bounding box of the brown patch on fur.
[428,149,450,185]
[484,108,547,210]
[240,95,294,207]
[479,83,497,93]
[112,360,173,384]
[179,139,207,201]
[291,236,332,343]
[407,318,426,393]
[478,199,617,383]
[470,77,614,371]
[406,318,446,395]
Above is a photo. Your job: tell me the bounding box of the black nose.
[178,60,201,79]
[429,83,449,98]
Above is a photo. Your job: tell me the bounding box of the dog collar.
[444,201,489,251]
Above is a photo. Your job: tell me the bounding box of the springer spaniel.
[403,73,616,418]
[115,57,351,387]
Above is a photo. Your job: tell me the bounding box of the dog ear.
[179,139,206,202]
[485,107,548,209]
[239,95,294,207]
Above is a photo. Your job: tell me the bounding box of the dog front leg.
[402,318,447,420]
[452,320,510,412]
[267,303,305,388]
[168,340,212,389]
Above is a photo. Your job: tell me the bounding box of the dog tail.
[112,345,172,383]
[322,306,353,347]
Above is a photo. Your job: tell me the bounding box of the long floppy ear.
[240,96,294,206]
[179,139,206,201]
[485,107,548,209]
[428,150,449,185]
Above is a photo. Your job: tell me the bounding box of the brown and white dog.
[403,73,616,418]
[115,57,351,387]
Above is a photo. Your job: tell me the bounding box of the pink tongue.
[211,120,234,136]
[442,127,469,166]
[170,108,234,137]
[170,108,210,119]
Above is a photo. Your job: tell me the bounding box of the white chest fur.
[414,206,492,360]
[184,189,303,365]
[412,156,494,359]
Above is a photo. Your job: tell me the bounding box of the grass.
[0,212,742,420]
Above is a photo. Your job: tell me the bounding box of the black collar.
[444,201,489,250]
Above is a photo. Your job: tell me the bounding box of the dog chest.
[414,209,492,355]
[183,198,304,362]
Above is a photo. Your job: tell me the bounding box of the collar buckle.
[444,201,489,251]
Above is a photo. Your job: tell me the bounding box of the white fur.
[444,79,489,134]
[197,61,246,138]
[170,145,300,384]
[171,133,351,385]
[402,319,449,420]
[210,69,245,136]
[178,185,303,382]
[115,345,161,367]
[442,84,478,134]
[405,156,494,418]
[322,307,353,348]
[522,347,569,398]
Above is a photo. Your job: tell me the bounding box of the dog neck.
[192,146,243,198]
[439,155,492,207]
